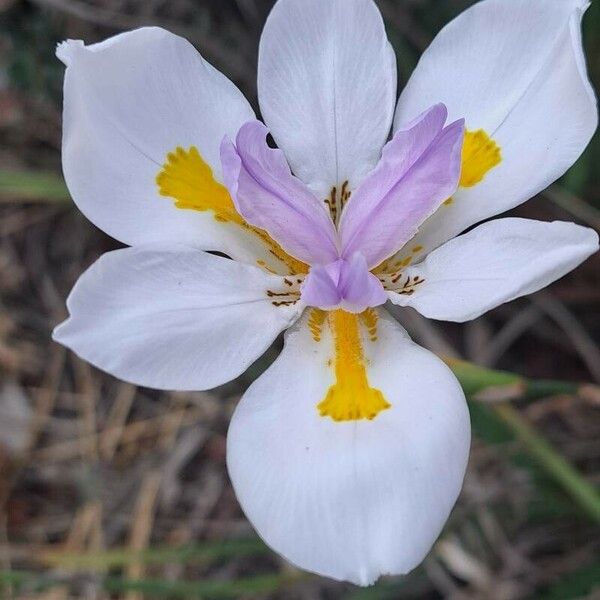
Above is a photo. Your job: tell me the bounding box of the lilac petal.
[338,253,387,313]
[301,254,386,313]
[220,120,339,265]
[300,261,342,310]
[339,104,465,269]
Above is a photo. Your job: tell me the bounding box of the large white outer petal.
[389,218,599,323]
[58,27,271,263]
[227,310,470,585]
[394,0,597,256]
[258,0,397,198]
[53,246,301,391]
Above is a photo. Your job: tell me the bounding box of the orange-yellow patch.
[157,146,241,223]
[317,309,390,422]
[156,146,307,275]
[459,129,502,188]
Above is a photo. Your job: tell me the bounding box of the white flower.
[53,0,598,586]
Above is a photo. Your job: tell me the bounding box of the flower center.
[300,253,388,314]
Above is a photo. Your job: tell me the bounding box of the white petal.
[394,0,597,256]
[258,0,397,198]
[59,27,274,264]
[53,246,301,391]
[389,218,598,322]
[227,310,470,585]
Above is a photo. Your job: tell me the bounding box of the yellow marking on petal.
[250,228,309,275]
[373,253,413,276]
[459,129,502,188]
[308,308,327,342]
[318,310,389,422]
[157,146,241,222]
[359,308,379,342]
[443,197,454,206]
[372,259,390,275]
[156,146,307,275]
[256,259,277,274]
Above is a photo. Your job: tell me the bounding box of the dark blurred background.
[0,1,599,598]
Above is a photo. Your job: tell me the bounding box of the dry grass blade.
[126,472,162,600]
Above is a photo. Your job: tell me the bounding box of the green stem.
[0,170,70,203]
[444,358,600,524]
[493,403,600,524]
[444,358,581,400]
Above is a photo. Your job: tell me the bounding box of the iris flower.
[53,0,598,585]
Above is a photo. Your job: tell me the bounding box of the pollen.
[156,146,308,276]
[459,129,501,188]
[317,310,390,422]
